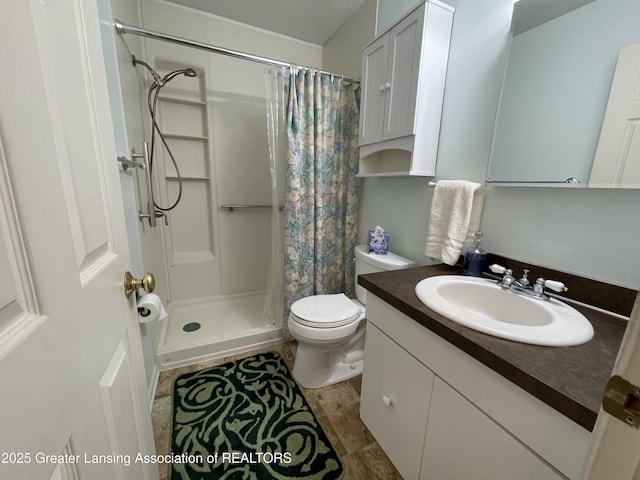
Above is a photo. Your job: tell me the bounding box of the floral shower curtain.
[283,68,360,314]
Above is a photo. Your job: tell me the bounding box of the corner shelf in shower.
[157,94,207,107]
[161,133,209,141]
[157,96,209,140]
[160,133,210,179]
[165,175,211,181]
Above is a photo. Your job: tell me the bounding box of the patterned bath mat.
[169,351,344,479]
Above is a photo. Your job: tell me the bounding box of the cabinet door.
[359,35,389,146]
[421,378,566,480]
[384,3,425,141]
[360,323,434,479]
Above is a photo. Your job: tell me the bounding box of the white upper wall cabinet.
[360,39,389,145]
[358,0,454,177]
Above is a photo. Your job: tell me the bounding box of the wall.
[359,0,640,289]
[323,0,378,78]
[360,0,504,264]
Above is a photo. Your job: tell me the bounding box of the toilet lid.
[290,294,362,328]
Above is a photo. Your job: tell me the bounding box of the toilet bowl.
[288,245,415,388]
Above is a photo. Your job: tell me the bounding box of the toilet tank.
[354,244,415,305]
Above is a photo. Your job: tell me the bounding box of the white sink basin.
[415,275,594,346]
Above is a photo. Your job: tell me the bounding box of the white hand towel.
[425,180,485,265]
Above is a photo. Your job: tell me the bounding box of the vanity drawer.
[360,323,434,479]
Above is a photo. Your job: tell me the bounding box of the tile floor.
[151,341,403,479]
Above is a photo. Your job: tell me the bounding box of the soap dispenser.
[462,231,487,277]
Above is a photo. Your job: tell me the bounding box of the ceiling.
[164,0,370,45]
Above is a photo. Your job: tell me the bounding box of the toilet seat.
[290,293,362,328]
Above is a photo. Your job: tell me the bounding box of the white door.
[0,1,157,479]
[581,291,640,479]
[588,42,640,188]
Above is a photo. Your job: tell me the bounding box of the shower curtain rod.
[113,19,360,84]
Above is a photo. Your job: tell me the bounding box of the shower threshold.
[156,290,283,369]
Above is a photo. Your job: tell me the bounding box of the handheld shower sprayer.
[132,56,198,215]
[170,68,197,78]
[161,68,197,84]
[132,55,198,86]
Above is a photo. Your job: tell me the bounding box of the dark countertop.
[358,264,628,431]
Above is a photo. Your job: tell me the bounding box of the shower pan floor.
[156,291,283,369]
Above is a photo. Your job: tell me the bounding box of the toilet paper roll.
[136,293,168,324]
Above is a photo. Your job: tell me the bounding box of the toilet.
[288,244,415,388]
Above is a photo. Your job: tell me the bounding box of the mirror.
[486,0,640,188]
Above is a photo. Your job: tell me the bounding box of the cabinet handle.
[385,82,391,90]
[379,84,386,92]
[382,395,393,407]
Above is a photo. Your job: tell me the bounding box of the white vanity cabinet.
[360,321,434,479]
[358,1,454,177]
[360,294,592,480]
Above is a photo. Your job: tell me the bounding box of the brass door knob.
[124,271,155,298]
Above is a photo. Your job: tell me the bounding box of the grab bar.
[134,142,167,227]
[220,204,283,212]
[485,177,581,184]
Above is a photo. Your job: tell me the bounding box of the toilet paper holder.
[124,271,155,298]
[135,292,168,323]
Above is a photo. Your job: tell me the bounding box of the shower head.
[132,56,197,87]
[162,68,198,84]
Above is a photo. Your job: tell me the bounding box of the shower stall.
[146,53,284,368]
[113,13,295,369]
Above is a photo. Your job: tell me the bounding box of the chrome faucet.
[489,264,567,300]
[497,268,515,290]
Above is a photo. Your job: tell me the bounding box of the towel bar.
[220,204,284,212]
